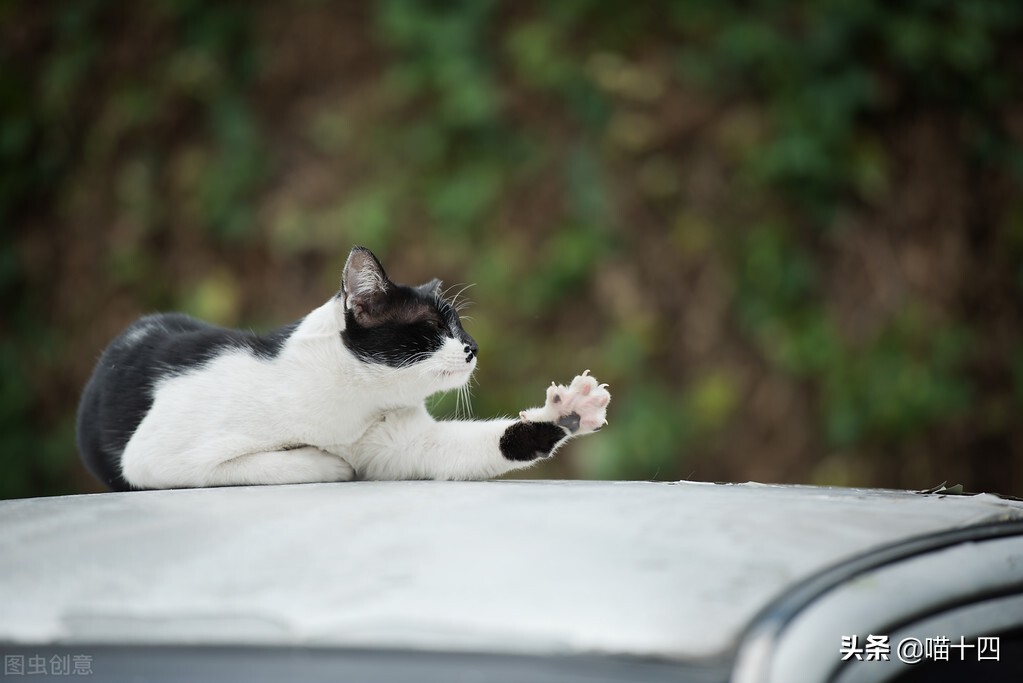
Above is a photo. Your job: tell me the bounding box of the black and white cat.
[77,247,610,491]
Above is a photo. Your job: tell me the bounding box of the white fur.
[119,299,610,489]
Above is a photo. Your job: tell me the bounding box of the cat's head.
[338,247,477,390]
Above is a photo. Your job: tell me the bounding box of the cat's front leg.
[503,370,611,461]
[353,371,610,480]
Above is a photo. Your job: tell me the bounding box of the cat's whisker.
[454,381,474,420]
[395,351,435,373]
[442,282,471,300]
[445,283,476,314]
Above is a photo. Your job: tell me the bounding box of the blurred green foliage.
[2,0,1022,498]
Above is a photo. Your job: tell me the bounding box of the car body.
[1,480,1022,682]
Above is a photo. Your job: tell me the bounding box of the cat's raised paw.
[519,370,611,435]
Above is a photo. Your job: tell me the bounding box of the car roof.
[1,480,1021,661]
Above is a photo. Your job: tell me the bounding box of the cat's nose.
[464,340,478,362]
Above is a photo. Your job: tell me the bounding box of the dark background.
[2,0,1021,499]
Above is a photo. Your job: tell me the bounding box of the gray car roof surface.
[1,480,1022,661]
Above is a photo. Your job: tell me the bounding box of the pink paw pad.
[525,369,610,435]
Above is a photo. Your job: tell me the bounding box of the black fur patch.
[499,421,568,462]
[76,313,299,491]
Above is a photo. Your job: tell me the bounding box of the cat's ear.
[341,247,389,318]
[417,278,443,298]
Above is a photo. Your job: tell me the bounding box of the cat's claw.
[521,371,611,435]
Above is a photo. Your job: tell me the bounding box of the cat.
[76,246,610,490]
